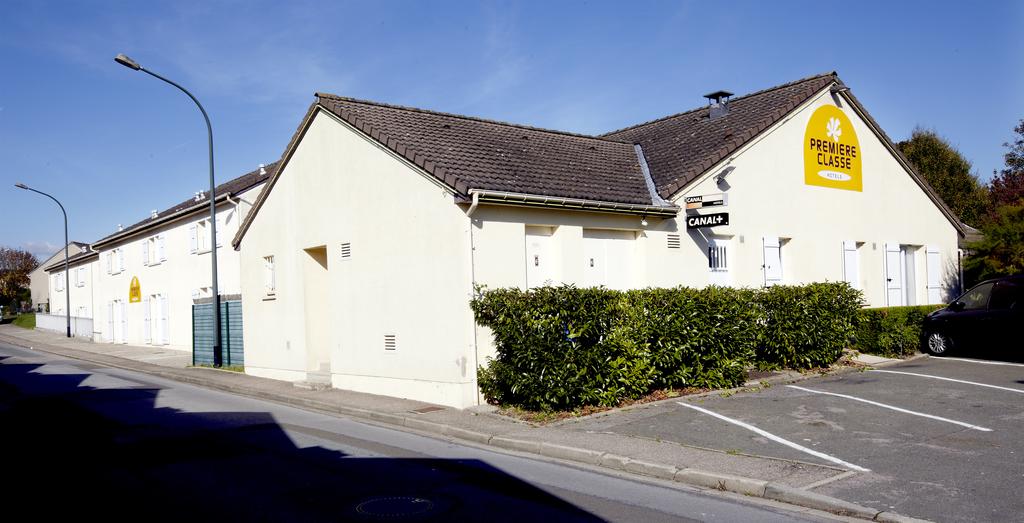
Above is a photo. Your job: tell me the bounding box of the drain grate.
[355,496,435,519]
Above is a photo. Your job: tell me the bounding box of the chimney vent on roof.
[194,191,202,202]
[259,163,267,175]
[150,210,158,219]
[118,224,123,232]
[704,90,733,120]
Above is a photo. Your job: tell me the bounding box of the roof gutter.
[92,193,234,249]
[467,189,679,217]
[44,251,98,273]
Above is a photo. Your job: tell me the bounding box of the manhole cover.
[355,496,435,519]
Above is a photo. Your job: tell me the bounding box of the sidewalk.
[0,324,923,522]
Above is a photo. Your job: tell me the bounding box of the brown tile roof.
[602,72,838,198]
[315,94,655,205]
[93,162,278,248]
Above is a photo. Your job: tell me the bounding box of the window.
[76,267,86,287]
[960,282,993,311]
[191,220,217,253]
[54,272,64,291]
[264,256,275,294]
[106,248,125,274]
[144,235,167,266]
[990,282,1021,310]
[709,240,728,271]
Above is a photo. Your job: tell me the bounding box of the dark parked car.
[922,275,1023,355]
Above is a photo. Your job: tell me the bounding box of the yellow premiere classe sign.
[129,276,141,303]
[804,104,862,191]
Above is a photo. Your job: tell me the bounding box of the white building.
[44,248,99,319]
[28,242,88,312]
[89,163,275,349]
[233,72,964,408]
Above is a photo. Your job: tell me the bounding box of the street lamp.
[114,53,224,367]
[15,183,71,338]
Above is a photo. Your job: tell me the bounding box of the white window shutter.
[158,235,167,262]
[842,241,859,290]
[190,224,198,253]
[118,249,125,273]
[215,216,223,247]
[926,247,942,304]
[119,301,127,344]
[159,295,169,345]
[763,237,782,286]
[143,296,151,343]
[142,239,150,266]
[106,252,112,274]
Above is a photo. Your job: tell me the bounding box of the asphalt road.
[572,355,1024,522]
[0,342,846,523]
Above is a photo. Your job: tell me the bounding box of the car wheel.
[925,331,953,356]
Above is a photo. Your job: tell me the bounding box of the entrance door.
[303,246,330,375]
[582,230,635,290]
[525,226,555,288]
[885,243,904,306]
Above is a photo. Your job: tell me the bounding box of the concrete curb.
[0,331,931,522]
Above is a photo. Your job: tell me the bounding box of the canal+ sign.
[804,104,862,192]
[686,212,729,229]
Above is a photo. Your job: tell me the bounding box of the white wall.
[36,312,93,338]
[240,110,478,408]
[29,244,86,310]
[47,258,97,323]
[91,192,261,350]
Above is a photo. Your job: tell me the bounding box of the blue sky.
[2,1,1021,259]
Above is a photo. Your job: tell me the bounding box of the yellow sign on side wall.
[129,276,141,303]
[804,105,862,191]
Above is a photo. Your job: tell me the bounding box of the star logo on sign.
[826,117,842,142]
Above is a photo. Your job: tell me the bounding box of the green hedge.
[472,282,862,411]
[853,305,942,358]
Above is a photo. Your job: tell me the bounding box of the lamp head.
[15,183,28,190]
[114,54,142,70]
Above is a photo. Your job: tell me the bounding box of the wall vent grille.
[340,242,352,259]
[667,234,681,249]
[384,334,396,351]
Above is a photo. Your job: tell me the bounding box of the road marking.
[675,402,869,472]
[938,357,1024,368]
[871,370,1024,394]
[786,385,992,432]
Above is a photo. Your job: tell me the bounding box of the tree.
[0,247,39,310]
[989,119,1024,208]
[898,128,988,226]
[964,202,1024,282]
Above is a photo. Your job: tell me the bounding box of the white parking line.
[786,385,992,432]
[938,357,1024,368]
[871,370,1024,394]
[675,402,870,472]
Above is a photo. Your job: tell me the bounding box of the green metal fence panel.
[192,300,243,366]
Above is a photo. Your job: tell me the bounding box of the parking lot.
[571,356,1024,522]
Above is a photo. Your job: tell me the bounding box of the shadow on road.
[0,356,605,522]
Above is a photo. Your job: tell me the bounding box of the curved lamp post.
[114,54,223,367]
[15,183,71,338]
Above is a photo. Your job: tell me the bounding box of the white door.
[763,237,782,286]
[106,301,114,342]
[842,240,859,289]
[525,227,555,289]
[143,296,152,344]
[926,247,942,304]
[885,243,904,306]
[903,247,916,306]
[582,230,635,290]
[159,295,169,345]
[119,301,127,344]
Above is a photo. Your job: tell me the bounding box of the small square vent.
[384,334,396,351]
[667,234,681,249]
[340,242,352,259]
